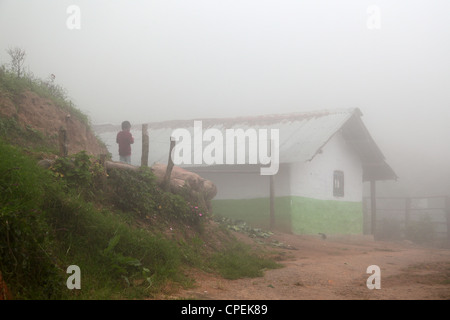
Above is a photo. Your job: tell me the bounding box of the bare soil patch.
[166,231,450,300]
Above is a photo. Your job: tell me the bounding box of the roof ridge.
[146,107,359,129]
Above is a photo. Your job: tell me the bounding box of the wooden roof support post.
[268,138,275,230]
[370,179,377,239]
[269,175,275,230]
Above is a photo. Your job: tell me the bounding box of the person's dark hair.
[121,121,131,130]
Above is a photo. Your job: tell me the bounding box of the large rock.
[150,163,217,210]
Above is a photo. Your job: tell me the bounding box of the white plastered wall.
[289,132,363,202]
[194,164,291,200]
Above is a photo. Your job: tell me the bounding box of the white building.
[95,108,396,235]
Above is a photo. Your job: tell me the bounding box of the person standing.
[116,121,134,164]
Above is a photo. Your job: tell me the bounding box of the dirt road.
[170,232,450,300]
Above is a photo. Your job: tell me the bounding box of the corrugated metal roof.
[94,107,397,180]
[149,109,356,166]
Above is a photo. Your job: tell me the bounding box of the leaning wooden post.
[370,179,377,238]
[141,123,149,167]
[162,137,176,192]
[58,126,68,157]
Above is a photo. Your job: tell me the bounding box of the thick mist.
[1,0,449,197]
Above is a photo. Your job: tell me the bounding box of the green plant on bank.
[50,151,107,198]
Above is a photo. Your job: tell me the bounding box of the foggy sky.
[1,0,449,195]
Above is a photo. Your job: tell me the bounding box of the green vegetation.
[210,242,280,280]
[0,141,178,298]
[0,115,56,153]
[0,141,62,299]
[0,50,279,299]
[0,138,280,299]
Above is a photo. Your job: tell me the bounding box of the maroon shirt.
[116,130,134,156]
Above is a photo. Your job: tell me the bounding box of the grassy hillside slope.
[0,64,279,300]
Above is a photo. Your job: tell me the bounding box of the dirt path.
[168,232,450,300]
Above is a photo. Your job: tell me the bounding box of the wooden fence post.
[162,137,176,192]
[141,124,149,167]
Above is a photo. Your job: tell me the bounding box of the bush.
[50,151,107,197]
[106,167,159,216]
[106,167,205,227]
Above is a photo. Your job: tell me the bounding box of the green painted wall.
[212,196,363,235]
[212,197,292,233]
[290,196,363,235]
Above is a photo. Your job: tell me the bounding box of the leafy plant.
[50,151,107,197]
[101,234,142,278]
[106,167,158,216]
